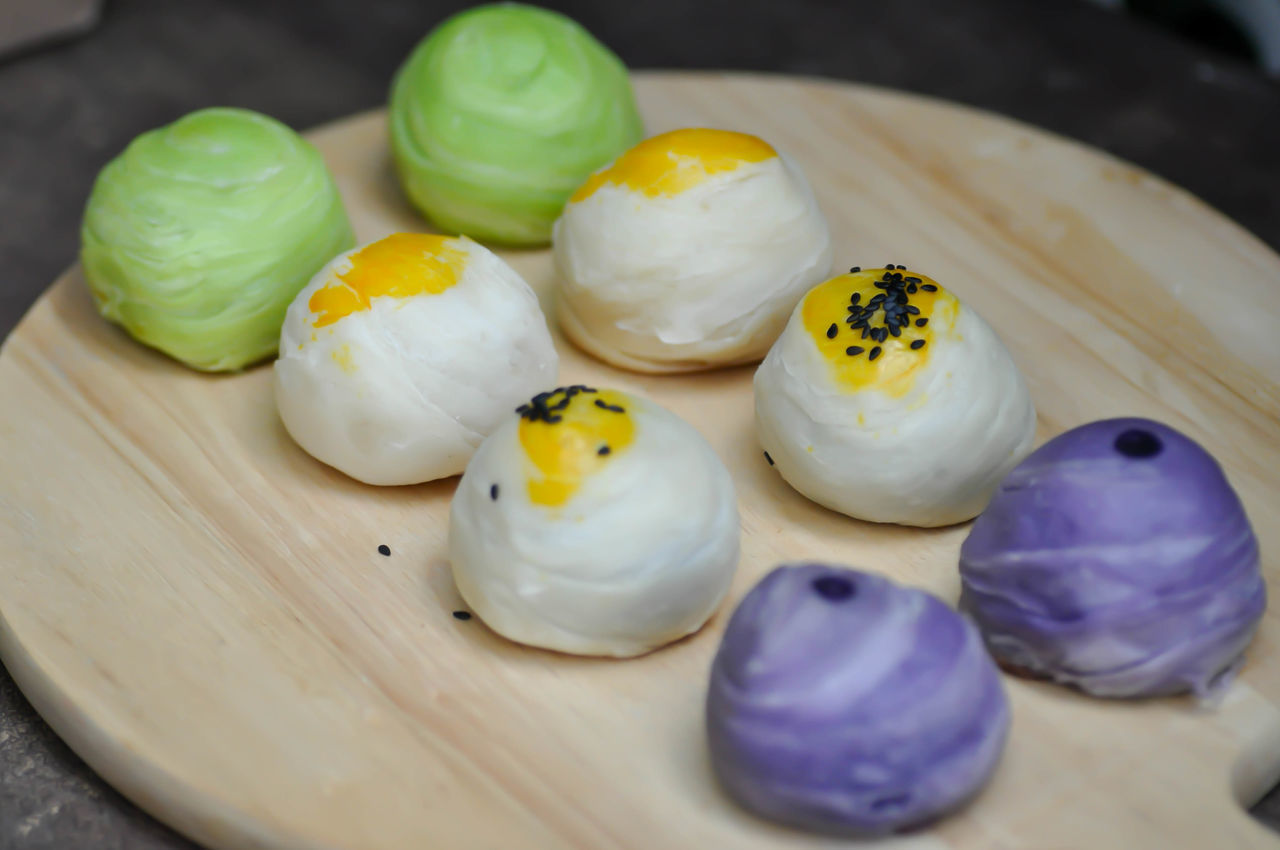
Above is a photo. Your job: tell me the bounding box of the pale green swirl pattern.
[81,107,355,371]
[389,3,643,246]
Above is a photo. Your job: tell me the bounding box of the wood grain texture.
[1,72,1279,850]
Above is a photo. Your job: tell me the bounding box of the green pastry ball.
[81,107,355,372]
[389,3,643,246]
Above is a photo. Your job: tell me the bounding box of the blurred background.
[0,1,1277,847]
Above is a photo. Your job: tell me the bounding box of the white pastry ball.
[449,386,740,657]
[553,128,832,373]
[275,232,558,485]
[755,266,1036,527]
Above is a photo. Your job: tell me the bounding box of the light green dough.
[389,3,643,246]
[80,107,355,372]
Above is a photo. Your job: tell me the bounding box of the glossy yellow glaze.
[569,128,776,202]
[519,388,635,507]
[308,233,467,328]
[801,268,959,397]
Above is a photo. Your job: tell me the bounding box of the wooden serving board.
[1,72,1279,850]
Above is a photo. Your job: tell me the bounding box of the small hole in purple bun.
[1114,429,1162,459]
[811,575,856,601]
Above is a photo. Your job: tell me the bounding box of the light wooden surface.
[1,72,1279,850]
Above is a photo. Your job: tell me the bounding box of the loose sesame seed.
[452,611,472,621]
[490,484,499,500]
[826,323,839,339]
[889,324,902,337]
[916,318,928,327]
[904,276,921,283]
[764,451,775,466]
[905,305,920,314]
[378,544,391,556]
[850,266,862,273]
[869,346,882,360]
[921,284,938,292]
[911,339,926,349]
[885,264,895,269]
[846,345,864,356]
[896,264,907,270]
[598,445,611,456]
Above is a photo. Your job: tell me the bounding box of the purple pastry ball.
[960,417,1265,700]
[706,564,1010,835]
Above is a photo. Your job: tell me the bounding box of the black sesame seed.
[1114,428,1163,459]
[764,451,775,466]
[846,345,864,356]
[812,575,857,601]
[860,327,871,339]
[826,323,838,339]
[896,264,907,270]
[904,276,922,284]
[850,292,862,306]
[889,324,902,337]
[377,544,391,557]
[598,445,611,456]
[490,484,500,500]
[921,283,938,292]
[594,399,625,413]
[916,318,928,327]
[850,266,862,273]
[885,264,895,269]
[906,284,917,294]
[910,339,926,350]
[869,346,882,360]
[905,305,920,315]
[452,610,472,621]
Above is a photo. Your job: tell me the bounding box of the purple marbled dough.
[706,564,1010,835]
[959,417,1266,699]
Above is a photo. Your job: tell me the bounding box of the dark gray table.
[1,1,1277,846]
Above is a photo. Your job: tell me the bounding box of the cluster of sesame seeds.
[837,264,934,360]
[516,385,599,423]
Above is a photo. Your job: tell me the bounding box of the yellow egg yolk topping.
[569,128,776,202]
[517,386,635,508]
[308,233,467,328]
[802,265,959,397]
